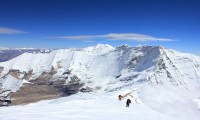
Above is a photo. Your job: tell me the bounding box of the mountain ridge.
[0,44,200,87]
[0,44,200,106]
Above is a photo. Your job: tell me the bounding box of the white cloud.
[0,27,27,34]
[105,33,174,42]
[48,33,174,42]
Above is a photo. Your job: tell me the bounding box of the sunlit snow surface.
[0,92,175,120]
[0,87,200,120]
[0,75,23,92]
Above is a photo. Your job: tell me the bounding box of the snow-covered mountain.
[0,44,200,120]
[0,44,200,89]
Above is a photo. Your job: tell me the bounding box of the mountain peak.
[95,43,113,48]
[83,44,114,55]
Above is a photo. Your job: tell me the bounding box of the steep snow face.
[0,51,57,78]
[0,75,23,98]
[148,47,200,89]
[0,75,23,92]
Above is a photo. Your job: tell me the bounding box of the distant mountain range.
[0,48,52,62]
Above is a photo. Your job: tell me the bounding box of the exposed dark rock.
[23,70,33,80]
[0,89,12,106]
[8,69,21,79]
[80,86,93,93]
[63,69,72,75]
[119,74,138,82]
[9,73,84,105]
[59,75,85,96]
[36,67,57,81]
[62,82,85,96]
[11,83,60,105]
[115,74,121,79]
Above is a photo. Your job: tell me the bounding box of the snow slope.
[138,85,200,120]
[0,93,176,120]
[0,75,24,97]
[148,47,200,88]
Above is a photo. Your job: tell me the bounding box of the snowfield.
[0,92,177,120]
[0,86,200,120]
[138,85,200,120]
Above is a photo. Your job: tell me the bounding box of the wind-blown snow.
[138,85,200,120]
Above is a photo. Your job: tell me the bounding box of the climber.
[118,95,122,101]
[126,99,131,107]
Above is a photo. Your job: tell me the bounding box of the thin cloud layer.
[105,33,174,42]
[0,27,27,34]
[49,33,174,42]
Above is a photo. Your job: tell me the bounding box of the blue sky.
[0,0,200,55]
